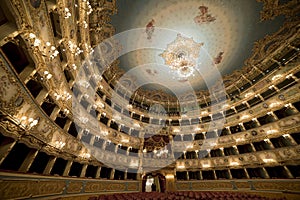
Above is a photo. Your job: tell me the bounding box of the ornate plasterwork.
[175,145,300,170]
[257,0,300,21]
[109,1,300,103]
[0,55,97,162]
[0,180,66,199]
[0,173,140,199]
[160,34,204,79]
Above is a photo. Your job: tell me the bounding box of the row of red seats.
[89,191,286,200]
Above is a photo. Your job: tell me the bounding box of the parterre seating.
[89,191,286,200]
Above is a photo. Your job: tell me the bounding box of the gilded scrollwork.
[257,0,300,21]
[67,182,83,194]
[0,180,65,199]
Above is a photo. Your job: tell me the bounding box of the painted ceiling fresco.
[111,0,284,94]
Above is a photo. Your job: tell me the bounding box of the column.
[255,94,264,101]
[114,144,119,153]
[268,111,278,120]
[243,168,250,179]
[285,103,298,114]
[97,112,101,120]
[165,174,176,191]
[50,107,60,121]
[87,104,93,113]
[233,145,239,155]
[95,166,101,178]
[241,74,253,85]
[169,135,175,159]
[283,134,297,146]
[80,164,88,177]
[19,65,35,83]
[231,106,237,113]
[199,170,203,180]
[195,150,199,158]
[242,101,251,109]
[102,141,107,150]
[126,148,130,156]
[19,149,39,172]
[110,168,115,179]
[252,118,261,126]
[270,85,280,92]
[283,166,294,178]
[271,58,282,67]
[220,148,225,156]
[207,151,211,158]
[63,119,72,132]
[124,169,128,180]
[239,123,246,131]
[227,169,233,179]
[214,130,218,138]
[43,157,57,175]
[128,128,132,136]
[261,167,270,179]
[0,140,16,166]
[107,119,111,127]
[213,170,217,180]
[252,65,265,75]
[89,135,96,146]
[63,160,73,176]
[264,139,275,149]
[77,129,84,140]
[36,90,49,105]
[226,126,232,135]
[250,143,256,152]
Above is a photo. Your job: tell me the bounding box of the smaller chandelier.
[160,34,203,79]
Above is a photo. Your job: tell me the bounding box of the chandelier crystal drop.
[160,34,203,79]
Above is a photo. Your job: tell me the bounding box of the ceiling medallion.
[160,34,203,80]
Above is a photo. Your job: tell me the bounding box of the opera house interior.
[0,0,300,199]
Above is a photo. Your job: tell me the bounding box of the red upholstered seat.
[91,191,285,200]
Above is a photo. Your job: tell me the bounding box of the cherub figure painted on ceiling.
[194,6,216,25]
[146,19,155,40]
[214,51,224,64]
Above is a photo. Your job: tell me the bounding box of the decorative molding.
[0,180,65,199]
[67,181,83,194]
[257,0,300,21]
[0,172,139,199]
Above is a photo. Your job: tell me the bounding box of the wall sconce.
[230,161,239,166]
[19,116,39,129]
[263,158,275,163]
[266,129,278,134]
[54,140,66,149]
[80,152,91,159]
[177,165,185,169]
[202,163,210,168]
[165,174,174,179]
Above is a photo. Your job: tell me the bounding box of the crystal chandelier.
[160,34,203,79]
